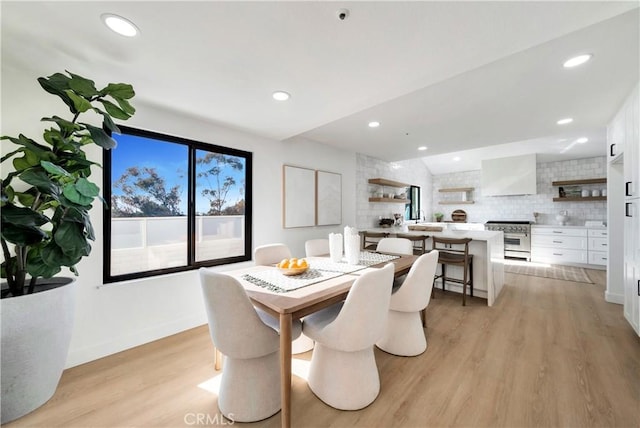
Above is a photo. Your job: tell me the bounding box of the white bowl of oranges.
[277,258,309,276]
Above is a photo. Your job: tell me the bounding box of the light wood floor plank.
[6,269,639,428]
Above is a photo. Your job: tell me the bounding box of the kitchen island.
[361,226,505,306]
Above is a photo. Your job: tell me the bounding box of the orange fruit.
[299,259,308,268]
[278,259,290,268]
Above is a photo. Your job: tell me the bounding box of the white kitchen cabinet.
[587,229,608,267]
[531,226,588,265]
[623,259,640,335]
[624,87,639,198]
[608,109,625,162]
[622,83,640,336]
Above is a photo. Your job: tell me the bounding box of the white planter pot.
[1,278,76,423]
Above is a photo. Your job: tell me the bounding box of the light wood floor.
[7,269,640,428]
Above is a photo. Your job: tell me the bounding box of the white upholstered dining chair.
[305,238,330,257]
[254,243,291,265]
[376,250,439,356]
[376,237,413,255]
[199,269,302,422]
[376,237,413,289]
[254,243,315,354]
[302,263,395,410]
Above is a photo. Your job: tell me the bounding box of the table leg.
[280,313,292,428]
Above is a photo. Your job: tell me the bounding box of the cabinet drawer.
[532,235,587,250]
[532,227,587,237]
[588,251,608,266]
[531,247,588,264]
[588,229,608,238]
[589,237,608,251]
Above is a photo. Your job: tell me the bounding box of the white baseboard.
[604,291,624,305]
[65,314,207,368]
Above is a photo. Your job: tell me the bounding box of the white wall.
[431,157,608,225]
[2,67,357,367]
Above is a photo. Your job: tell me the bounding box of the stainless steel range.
[485,221,531,261]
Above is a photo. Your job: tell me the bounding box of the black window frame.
[103,125,252,283]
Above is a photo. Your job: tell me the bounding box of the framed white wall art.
[316,170,342,226]
[283,165,316,228]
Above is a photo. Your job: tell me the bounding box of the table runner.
[242,252,400,293]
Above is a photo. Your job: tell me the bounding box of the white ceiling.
[2,1,639,174]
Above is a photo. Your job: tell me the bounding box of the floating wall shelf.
[552,178,607,202]
[368,178,411,203]
[437,187,475,204]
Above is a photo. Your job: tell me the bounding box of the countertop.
[532,224,607,229]
[362,226,502,242]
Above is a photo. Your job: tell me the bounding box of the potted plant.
[1,71,135,423]
[434,212,444,222]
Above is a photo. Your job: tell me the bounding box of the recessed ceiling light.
[417,146,427,151]
[576,137,589,144]
[368,121,380,128]
[101,13,139,37]
[272,91,290,101]
[453,156,461,161]
[563,54,593,68]
[557,118,573,125]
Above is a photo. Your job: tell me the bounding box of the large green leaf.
[93,108,120,134]
[98,99,130,120]
[67,71,98,97]
[15,191,36,208]
[1,224,47,246]
[26,249,62,279]
[38,73,71,94]
[13,152,40,171]
[82,123,117,149]
[54,220,91,258]
[2,134,51,154]
[65,90,92,113]
[20,169,59,195]
[113,97,135,115]
[101,83,135,99]
[62,183,94,206]
[38,73,74,112]
[75,177,99,197]
[1,205,49,246]
[1,204,48,227]
[41,160,71,177]
[41,239,84,267]
[41,116,82,135]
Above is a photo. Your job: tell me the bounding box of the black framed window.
[103,126,252,282]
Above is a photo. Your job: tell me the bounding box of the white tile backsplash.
[357,154,607,228]
[356,154,432,228]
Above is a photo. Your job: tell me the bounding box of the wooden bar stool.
[431,237,473,306]
[396,233,429,255]
[361,231,389,250]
